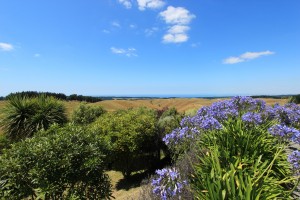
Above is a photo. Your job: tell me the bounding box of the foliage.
[68,94,103,103]
[289,94,300,104]
[0,134,10,154]
[153,96,300,199]
[91,107,159,177]
[6,91,67,100]
[0,95,67,141]
[0,124,112,199]
[6,91,103,103]
[72,103,106,125]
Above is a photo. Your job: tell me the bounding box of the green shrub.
[72,103,106,125]
[0,124,112,199]
[0,95,67,141]
[289,94,300,104]
[152,97,299,199]
[0,134,10,154]
[191,118,294,199]
[91,107,159,177]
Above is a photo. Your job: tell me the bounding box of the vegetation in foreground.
[146,96,300,199]
[0,94,299,199]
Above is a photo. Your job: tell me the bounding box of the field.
[0,97,291,199]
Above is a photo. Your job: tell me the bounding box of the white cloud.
[168,25,190,34]
[118,0,132,9]
[160,6,195,25]
[240,51,274,60]
[160,6,195,43]
[0,42,14,51]
[223,57,244,64]
[129,24,137,29]
[163,33,188,43]
[137,0,165,11]
[34,53,41,57]
[102,29,110,34]
[223,51,275,64]
[145,27,159,36]
[111,21,121,28]
[111,47,137,57]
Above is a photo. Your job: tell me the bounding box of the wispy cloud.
[145,27,159,36]
[223,51,275,64]
[0,42,14,51]
[102,29,110,34]
[111,47,137,57]
[118,0,132,9]
[160,6,195,43]
[34,53,41,58]
[137,0,165,11]
[129,24,137,29]
[111,21,121,28]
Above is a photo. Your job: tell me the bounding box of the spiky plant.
[0,94,67,141]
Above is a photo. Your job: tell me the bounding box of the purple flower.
[288,150,300,169]
[199,116,222,130]
[151,168,187,199]
[268,124,300,138]
[291,131,300,144]
[242,112,263,125]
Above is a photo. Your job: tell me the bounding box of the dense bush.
[150,97,300,199]
[72,103,106,125]
[289,94,300,104]
[0,134,10,154]
[0,95,67,141]
[91,107,159,177]
[0,124,112,199]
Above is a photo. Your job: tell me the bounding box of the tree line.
[1,91,103,102]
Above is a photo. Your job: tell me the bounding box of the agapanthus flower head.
[242,112,263,125]
[231,96,258,112]
[268,124,300,139]
[288,150,300,170]
[152,167,187,200]
[163,127,199,146]
[272,104,300,126]
[290,131,300,144]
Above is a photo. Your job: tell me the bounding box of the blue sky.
[0,0,299,96]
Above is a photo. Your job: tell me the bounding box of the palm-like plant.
[0,95,67,141]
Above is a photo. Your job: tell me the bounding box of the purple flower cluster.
[163,127,199,145]
[288,150,300,170]
[272,103,300,126]
[152,168,187,200]
[268,124,300,139]
[155,96,300,197]
[242,112,263,125]
[163,96,274,146]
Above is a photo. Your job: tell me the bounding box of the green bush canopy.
[0,124,112,199]
[91,107,159,177]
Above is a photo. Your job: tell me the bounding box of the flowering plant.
[153,96,300,199]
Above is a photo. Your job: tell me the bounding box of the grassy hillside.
[0,98,289,136]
